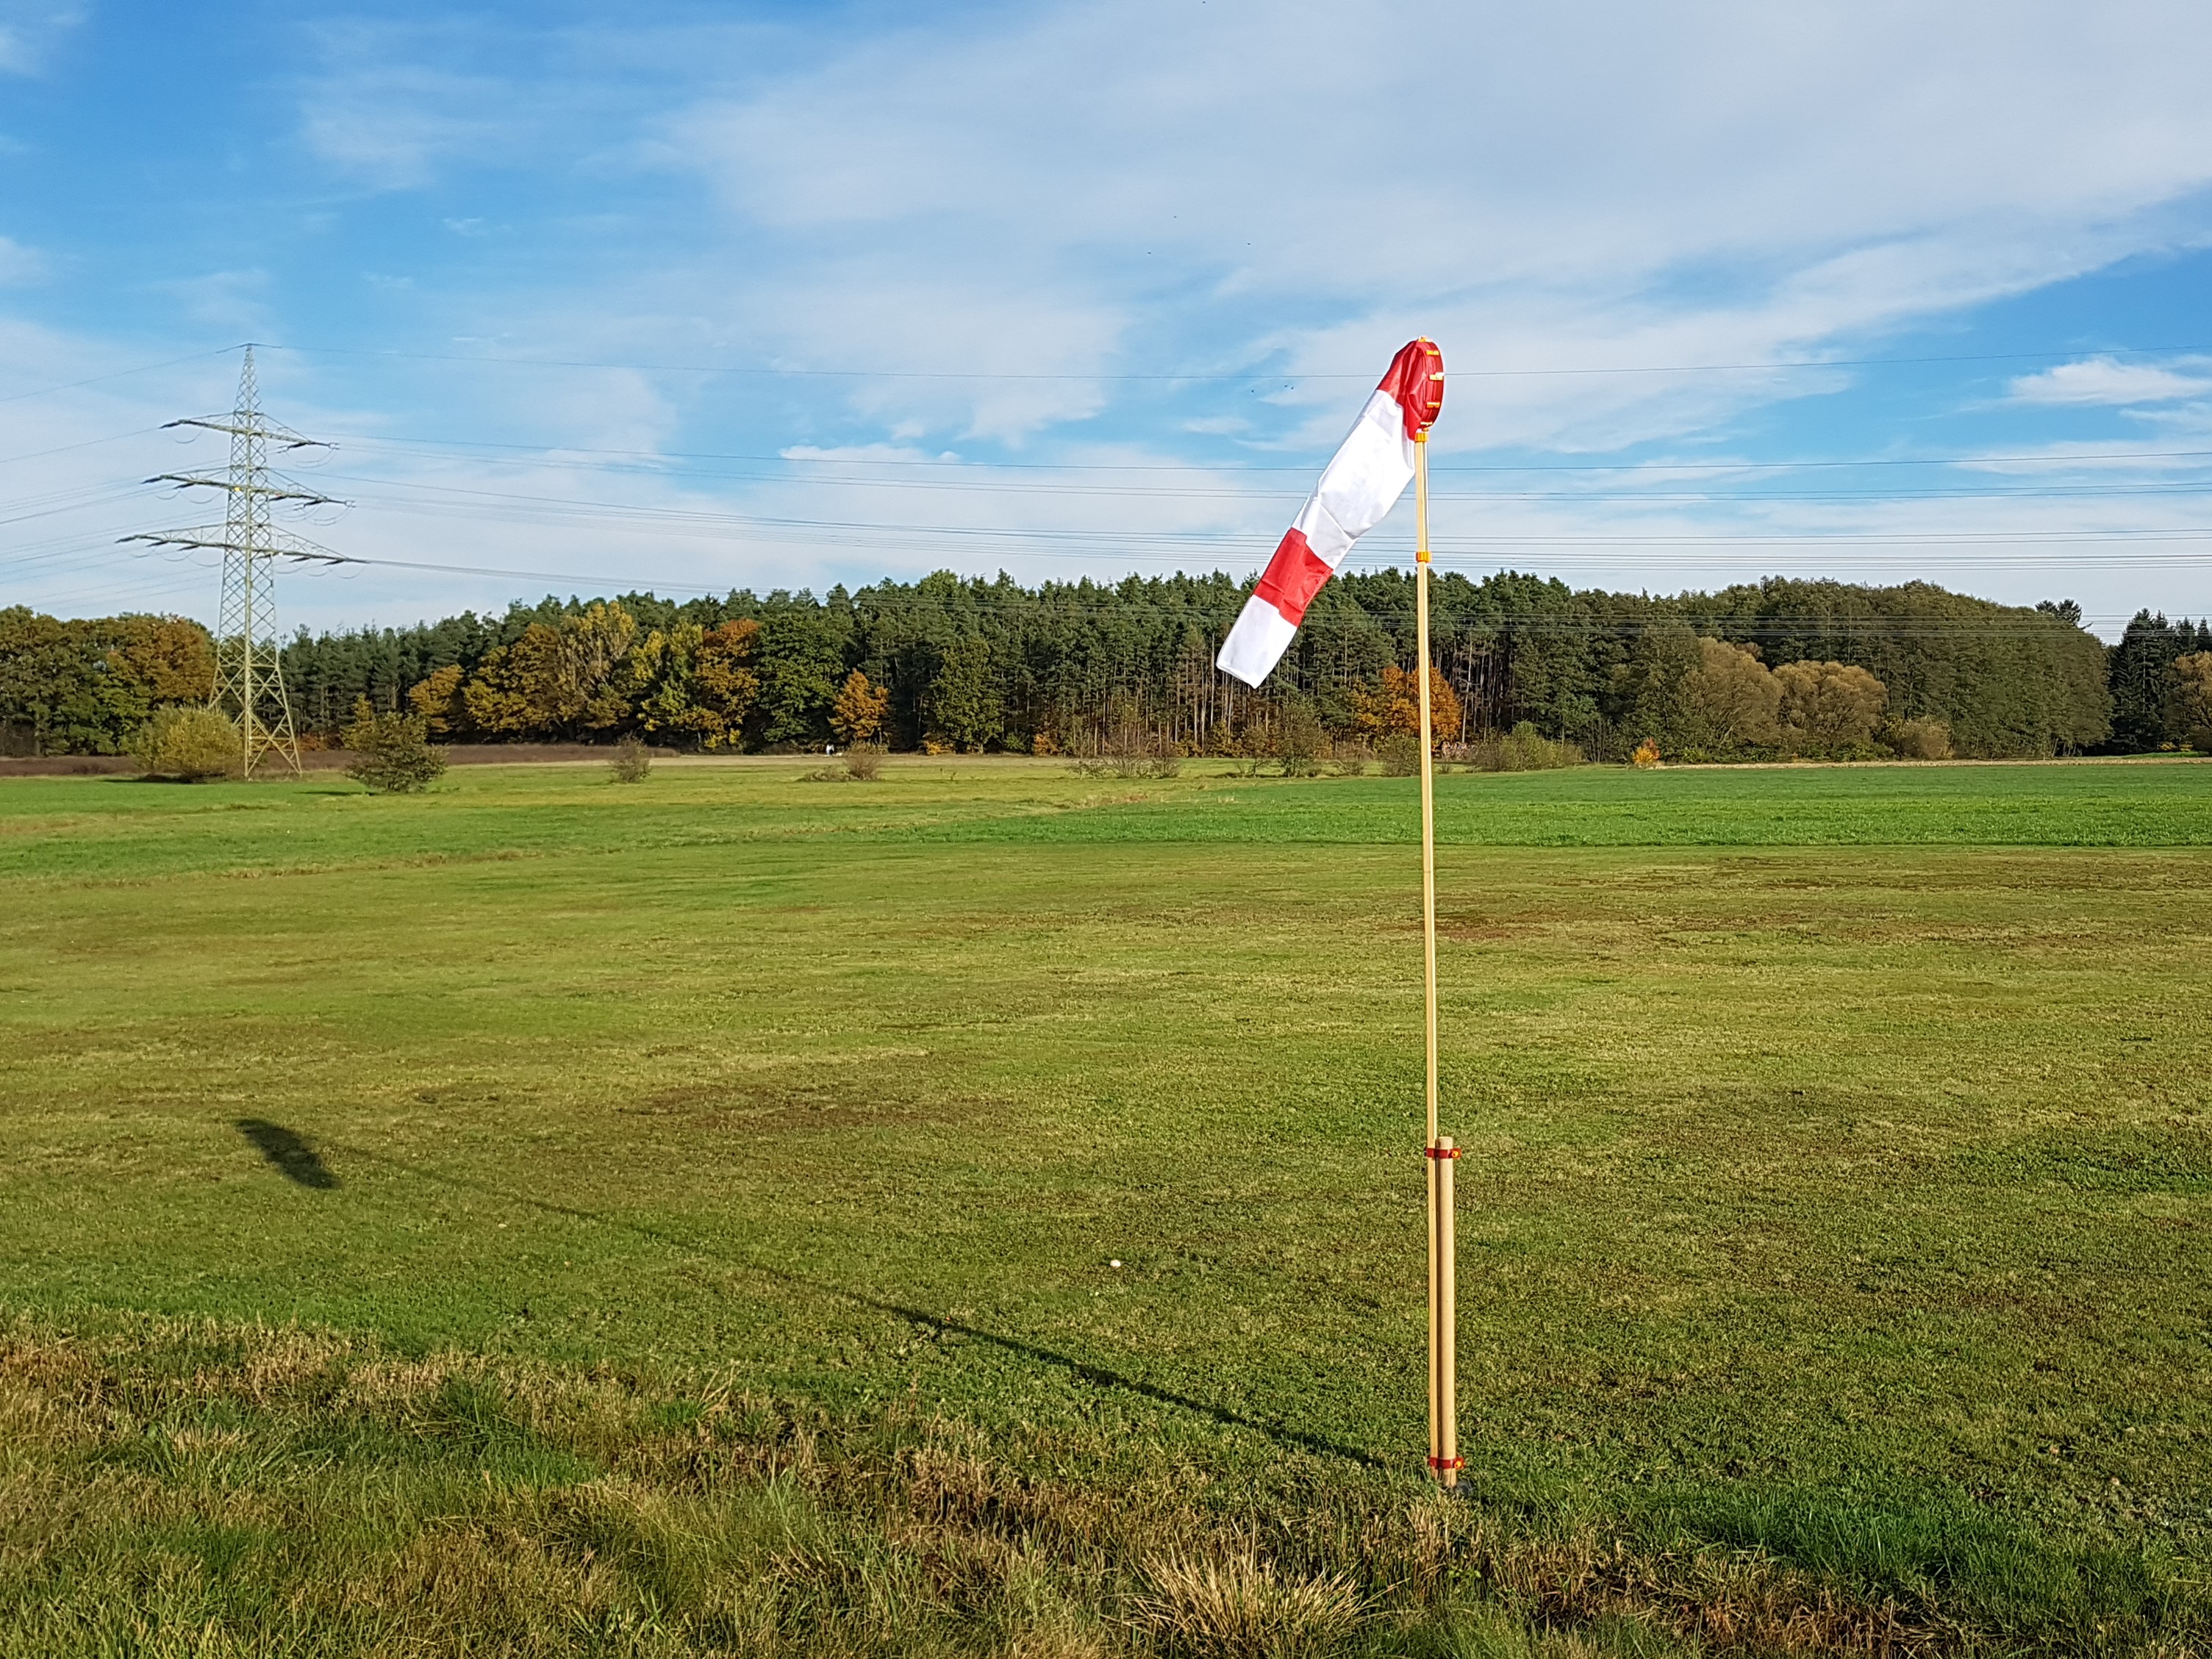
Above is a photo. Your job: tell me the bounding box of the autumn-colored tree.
[1774,660,1886,752]
[563,601,640,732]
[103,615,216,706]
[462,624,562,737]
[1349,664,1463,742]
[612,617,763,749]
[0,607,216,754]
[623,623,701,740]
[831,667,889,748]
[1680,637,1780,749]
[407,663,469,737]
[1887,717,1953,760]
[460,602,641,739]
[692,618,763,749]
[831,670,890,745]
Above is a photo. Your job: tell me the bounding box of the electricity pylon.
[123,347,348,777]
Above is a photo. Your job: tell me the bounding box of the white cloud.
[658,0,2212,448]
[2005,356,2212,406]
[781,443,958,464]
[18,1,2212,631]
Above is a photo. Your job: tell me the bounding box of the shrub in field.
[130,706,240,781]
[1069,710,1182,778]
[1448,723,1585,773]
[1378,731,1422,775]
[1276,701,1327,777]
[1887,717,1954,760]
[608,735,651,783]
[805,741,887,782]
[1631,736,1663,767]
[1328,738,1372,775]
[341,698,445,794]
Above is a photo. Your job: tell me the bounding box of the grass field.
[4,756,2211,1656]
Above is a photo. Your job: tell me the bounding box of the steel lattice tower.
[124,347,346,777]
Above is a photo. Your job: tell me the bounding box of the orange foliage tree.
[1350,663,1463,744]
[831,670,890,745]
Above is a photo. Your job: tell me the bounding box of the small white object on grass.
[1109,1259,1122,1269]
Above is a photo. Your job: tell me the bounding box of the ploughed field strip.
[1,758,2209,1654]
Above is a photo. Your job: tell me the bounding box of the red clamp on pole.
[1426,1455,1464,1471]
[1424,1144,1459,1159]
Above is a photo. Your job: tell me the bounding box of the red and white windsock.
[1216,339,1445,687]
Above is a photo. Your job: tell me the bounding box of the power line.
[307,470,2212,545]
[334,431,2212,476]
[0,428,167,470]
[311,443,2212,504]
[265,340,2212,381]
[0,348,243,407]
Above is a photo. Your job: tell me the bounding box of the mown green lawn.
[2,756,2209,1655]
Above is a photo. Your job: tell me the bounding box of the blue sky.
[5,0,2212,635]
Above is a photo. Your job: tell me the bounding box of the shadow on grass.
[236,1119,339,1189]
[328,1140,1381,1470]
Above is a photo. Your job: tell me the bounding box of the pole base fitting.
[1426,1455,1464,1471]
[1423,1145,1459,1159]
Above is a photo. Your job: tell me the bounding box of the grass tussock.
[1131,1552,1363,1655]
[5,1311,2171,1658]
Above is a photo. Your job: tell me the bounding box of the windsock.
[1216,339,1445,687]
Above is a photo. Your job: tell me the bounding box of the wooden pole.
[1415,432,1456,1486]
[1436,1133,1457,1487]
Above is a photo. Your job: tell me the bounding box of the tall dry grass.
[0,1310,2033,1657]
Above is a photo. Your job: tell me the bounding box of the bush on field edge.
[608,736,651,784]
[341,698,446,794]
[1444,723,1586,773]
[130,706,240,781]
[806,741,887,782]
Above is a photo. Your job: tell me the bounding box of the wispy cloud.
[660,0,2212,448]
[298,61,520,190]
[0,2,85,76]
[2005,356,2212,406]
[0,234,46,284]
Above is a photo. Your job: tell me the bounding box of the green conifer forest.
[6,571,2204,761]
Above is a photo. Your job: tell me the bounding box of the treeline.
[0,608,217,756]
[8,573,2210,761]
[262,572,2149,760]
